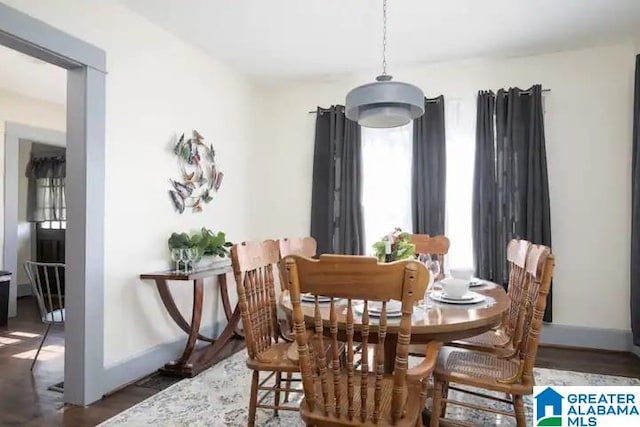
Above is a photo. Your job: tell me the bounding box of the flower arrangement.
[372,227,416,262]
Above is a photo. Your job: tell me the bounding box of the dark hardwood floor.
[1,297,638,426]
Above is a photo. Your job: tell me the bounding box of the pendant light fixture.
[345,0,425,128]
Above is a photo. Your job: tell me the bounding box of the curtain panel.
[473,85,553,321]
[310,105,365,255]
[472,91,497,281]
[26,155,66,222]
[412,96,446,236]
[632,55,640,345]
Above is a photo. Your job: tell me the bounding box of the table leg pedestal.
[155,274,243,378]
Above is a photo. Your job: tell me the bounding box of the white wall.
[254,43,636,331]
[0,89,66,266]
[3,0,259,366]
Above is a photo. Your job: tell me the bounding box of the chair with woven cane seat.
[23,261,65,371]
[429,244,554,427]
[410,235,449,281]
[449,239,530,358]
[285,254,442,427]
[232,240,302,426]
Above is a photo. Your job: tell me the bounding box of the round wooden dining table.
[279,282,509,373]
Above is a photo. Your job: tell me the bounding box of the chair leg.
[430,379,444,427]
[248,370,259,427]
[441,381,449,415]
[514,394,526,427]
[274,371,282,417]
[31,324,51,371]
[284,372,292,402]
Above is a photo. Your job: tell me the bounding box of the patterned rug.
[100,350,640,427]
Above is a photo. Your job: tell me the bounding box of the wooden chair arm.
[406,341,442,382]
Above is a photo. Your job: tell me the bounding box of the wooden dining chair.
[429,244,554,427]
[277,236,318,402]
[284,254,442,426]
[449,239,531,357]
[232,240,302,426]
[278,237,317,291]
[410,234,450,281]
[23,261,66,370]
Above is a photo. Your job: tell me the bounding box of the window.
[444,100,475,269]
[361,123,413,254]
[360,100,475,269]
[35,177,66,222]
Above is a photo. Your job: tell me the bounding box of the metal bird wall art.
[168,130,224,214]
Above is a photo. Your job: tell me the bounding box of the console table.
[140,265,241,377]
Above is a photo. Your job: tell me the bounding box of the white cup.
[441,278,470,299]
[449,267,474,281]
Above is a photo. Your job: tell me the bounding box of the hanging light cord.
[381,0,388,76]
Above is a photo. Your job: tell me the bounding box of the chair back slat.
[391,265,419,424]
[360,300,370,423]
[518,244,554,382]
[314,295,331,416]
[23,262,65,324]
[329,298,342,416]
[285,254,428,424]
[504,239,531,347]
[346,298,356,420]
[373,301,387,423]
[231,240,280,359]
[411,234,450,280]
[278,237,317,291]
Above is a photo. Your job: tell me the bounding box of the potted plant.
[168,227,232,269]
[372,227,415,262]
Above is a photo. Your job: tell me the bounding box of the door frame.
[0,3,107,405]
[3,123,66,317]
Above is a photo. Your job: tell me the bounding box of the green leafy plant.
[372,227,416,262]
[168,227,232,257]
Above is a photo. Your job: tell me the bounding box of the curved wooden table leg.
[194,304,242,368]
[174,279,204,367]
[155,278,216,342]
[219,273,244,338]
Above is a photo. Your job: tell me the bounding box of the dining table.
[279,281,509,374]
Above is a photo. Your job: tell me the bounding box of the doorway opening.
[0,3,107,405]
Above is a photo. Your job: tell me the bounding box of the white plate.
[441,292,475,301]
[301,294,332,303]
[354,302,402,317]
[430,291,486,305]
[469,278,486,288]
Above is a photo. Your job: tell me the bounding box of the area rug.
[100,351,640,427]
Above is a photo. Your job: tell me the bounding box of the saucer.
[441,292,474,301]
[301,294,332,303]
[430,291,486,305]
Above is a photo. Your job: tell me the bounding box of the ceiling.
[0,44,66,105]
[122,0,640,80]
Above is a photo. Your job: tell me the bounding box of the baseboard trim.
[17,283,31,297]
[102,322,222,396]
[540,323,632,352]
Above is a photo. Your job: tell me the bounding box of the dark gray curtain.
[472,91,497,280]
[412,96,446,235]
[26,148,66,222]
[310,105,364,255]
[632,55,640,345]
[496,85,552,322]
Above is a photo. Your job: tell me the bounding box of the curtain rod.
[308,98,442,114]
[498,88,551,95]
